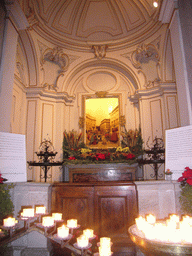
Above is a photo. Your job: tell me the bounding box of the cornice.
[129,82,176,102]
[26,87,75,105]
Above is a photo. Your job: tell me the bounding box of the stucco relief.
[92,45,108,59]
[39,45,69,91]
[130,43,161,88]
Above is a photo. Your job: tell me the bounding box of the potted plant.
[165,169,173,181]
[178,167,192,215]
[0,173,14,225]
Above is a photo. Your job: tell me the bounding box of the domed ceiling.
[25,0,161,49]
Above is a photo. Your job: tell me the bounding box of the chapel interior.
[0,0,192,255]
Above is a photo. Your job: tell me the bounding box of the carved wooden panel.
[51,185,94,229]
[51,182,137,243]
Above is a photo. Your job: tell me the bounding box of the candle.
[3,217,16,227]
[36,206,46,214]
[146,214,156,224]
[169,214,180,223]
[52,213,62,221]
[67,219,77,228]
[77,235,89,248]
[57,225,69,238]
[100,237,111,247]
[83,229,94,239]
[22,208,35,218]
[99,245,112,256]
[42,216,54,227]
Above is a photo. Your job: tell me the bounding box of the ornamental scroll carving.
[130,43,161,88]
[40,46,69,91]
[92,45,108,59]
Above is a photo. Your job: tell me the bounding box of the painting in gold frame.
[85,97,120,149]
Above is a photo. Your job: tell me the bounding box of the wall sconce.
[153,1,158,8]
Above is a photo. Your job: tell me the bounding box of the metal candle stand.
[27,139,63,182]
[138,137,165,180]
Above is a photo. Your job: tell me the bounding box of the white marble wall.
[135,180,182,219]
[9,182,52,218]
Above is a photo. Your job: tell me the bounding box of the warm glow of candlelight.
[99,245,112,256]
[146,214,156,224]
[42,216,54,227]
[57,225,69,238]
[83,229,94,239]
[36,206,46,214]
[3,217,16,227]
[134,214,192,244]
[67,219,77,228]
[52,213,62,221]
[22,208,35,218]
[100,237,111,247]
[77,235,89,248]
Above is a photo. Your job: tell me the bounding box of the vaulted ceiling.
[24,0,162,49]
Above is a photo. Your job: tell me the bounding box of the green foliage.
[0,184,14,224]
[179,184,192,215]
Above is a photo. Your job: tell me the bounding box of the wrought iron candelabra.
[138,137,165,180]
[28,139,63,182]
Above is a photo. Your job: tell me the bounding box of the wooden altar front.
[63,163,139,182]
[51,181,138,254]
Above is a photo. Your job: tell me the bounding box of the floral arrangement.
[178,167,192,215]
[63,128,143,165]
[165,169,173,175]
[0,172,14,224]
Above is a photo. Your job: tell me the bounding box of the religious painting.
[85,98,120,149]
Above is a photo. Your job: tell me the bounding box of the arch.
[61,58,140,97]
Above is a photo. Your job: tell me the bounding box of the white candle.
[99,245,112,256]
[22,208,35,218]
[146,214,156,224]
[52,213,62,221]
[57,225,69,238]
[83,229,94,239]
[100,237,111,247]
[42,216,54,227]
[3,217,16,227]
[77,235,89,248]
[36,206,46,214]
[67,219,77,228]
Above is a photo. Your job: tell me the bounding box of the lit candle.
[36,206,46,214]
[42,216,54,227]
[3,217,16,227]
[67,219,77,228]
[146,214,156,224]
[52,213,62,221]
[169,214,180,223]
[99,245,112,256]
[57,225,69,238]
[83,229,94,239]
[77,235,89,248]
[22,208,35,218]
[100,237,111,247]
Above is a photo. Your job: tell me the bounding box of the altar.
[63,163,142,182]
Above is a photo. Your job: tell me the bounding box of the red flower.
[0,173,4,183]
[125,153,135,160]
[96,153,106,160]
[182,168,192,179]
[178,177,185,182]
[68,156,76,160]
[186,179,192,185]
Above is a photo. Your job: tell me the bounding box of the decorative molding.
[95,91,108,98]
[78,117,84,129]
[92,45,108,59]
[39,46,69,91]
[130,43,161,88]
[119,115,126,127]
